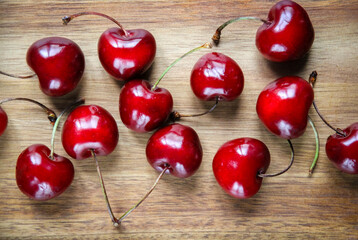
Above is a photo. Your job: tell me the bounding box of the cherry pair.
[120,46,245,133]
[213,72,314,199]
[61,104,202,226]
[2,11,156,97]
[257,71,358,175]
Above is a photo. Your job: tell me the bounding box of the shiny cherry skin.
[256,0,314,62]
[146,123,203,178]
[98,28,156,81]
[256,76,314,139]
[0,107,8,136]
[190,52,244,101]
[16,144,74,200]
[62,105,119,160]
[213,138,270,199]
[26,37,85,97]
[325,123,358,174]
[119,79,173,133]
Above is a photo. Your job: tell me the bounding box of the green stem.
[117,166,169,224]
[151,42,212,91]
[212,17,266,45]
[308,116,320,174]
[49,99,85,159]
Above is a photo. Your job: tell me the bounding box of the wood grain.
[0,0,357,239]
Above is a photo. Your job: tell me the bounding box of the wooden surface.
[0,0,357,239]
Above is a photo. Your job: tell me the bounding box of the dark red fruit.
[190,52,244,101]
[61,105,119,160]
[256,76,314,139]
[16,144,74,200]
[146,123,203,178]
[325,123,358,174]
[27,37,85,97]
[98,28,156,81]
[213,138,270,198]
[256,0,314,62]
[119,79,173,132]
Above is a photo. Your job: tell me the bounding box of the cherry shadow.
[213,184,263,215]
[29,183,78,218]
[47,76,85,112]
[264,52,311,77]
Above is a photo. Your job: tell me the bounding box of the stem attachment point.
[212,17,266,45]
[62,12,129,36]
[171,97,219,121]
[308,71,346,137]
[258,139,294,178]
[49,99,85,160]
[0,97,57,125]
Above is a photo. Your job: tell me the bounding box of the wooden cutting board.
[0,0,357,239]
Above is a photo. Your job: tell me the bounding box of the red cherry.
[119,79,173,132]
[325,123,358,174]
[26,37,85,97]
[256,76,314,139]
[98,28,156,81]
[146,123,203,178]
[190,52,244,101]
[16,144,74,200]
[213,138,270,198]
[63,12,156,81]
[0,107,8,136]
[61,105,119,160]
[256,0,314,62]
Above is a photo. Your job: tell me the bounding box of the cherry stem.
[308,116,320,175]
[172,97,219,120]
[212,17,266,45]
[258,140,294,178]
[49,99,85,160]
[62,11,129,37]
[151,42,212,91]
[0,70,36,79]
[92,150,121,227]
[309,71,346,137]
[0,97,57,124]
[117,166,169,224]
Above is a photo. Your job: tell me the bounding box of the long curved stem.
[171,97,219,120]
[308,71,346,137]
[258,140,294,178]
[92,150,120,227]
[49,99,85,159]
[151,42,212,91]
[212,17,266,45]
[62,11,128,36]
[0,70,36,79]
[0,97,57,124]
[117,166,169,224]
[308,116,320,174]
